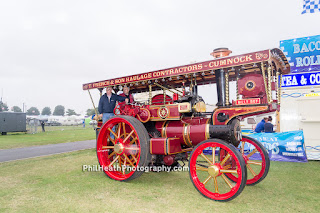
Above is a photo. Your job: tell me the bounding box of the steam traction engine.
[83,48,290,201]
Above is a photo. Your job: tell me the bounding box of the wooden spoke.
[123,130,135,143]
[128,137,138,145]
[123,154,135,167]
[108,151,115,159]
[123,156,127,165]
[220,153,231,166]
[247,164,257,176]
[200,153,213,165]
[213,177,219,193]
[109,155,120,166]
[130,154,137,163]
[122,122,127,137]
[108,135,115,145]
[117,123,122,139]
[108,128,118,139]
[221,174,233,189]
[240,141,245,154]
[202,175,212,185]
[247,149,258,158]
[212,147,216,164]
[220,169,237,174]
[102,146,114,149]
[196,166,208,171]
[119,156,122,170]
[247,160,262,166]
[125,147,140,151]
[123,157,127,174]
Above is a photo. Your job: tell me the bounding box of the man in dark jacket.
[98,86,128,124]
[254,117,268,133]
[264,116,274,133]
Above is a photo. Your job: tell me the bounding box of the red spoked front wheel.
[97,115,150,181]
[220,135,270,185]
[189,139,247,202]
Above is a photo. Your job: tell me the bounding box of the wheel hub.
[114,143,124,154]
[208,165,220,177]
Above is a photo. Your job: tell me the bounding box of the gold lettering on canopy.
[83,50,270,90]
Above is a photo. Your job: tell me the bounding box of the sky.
[0,0,319,115]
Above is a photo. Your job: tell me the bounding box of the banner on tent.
[247,130,308,163]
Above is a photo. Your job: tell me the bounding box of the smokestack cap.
[210,48,232,59]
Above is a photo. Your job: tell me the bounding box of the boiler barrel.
[154,117,241,147]
[155,118,210,147]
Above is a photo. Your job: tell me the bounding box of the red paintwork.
[113,103,151,123]
[96,117,141,181]
[238,73,265,98]
[173,93,178,101]
[136,108,151,123]
[221,137,267,185]
[236,98,260,105]
[151,94,173,105]
[150,138,182,155]
[155,117,209,147]
[148,104,180,120]
[212,106,269,125]
[189,141,245,201]
[163,155,175,166]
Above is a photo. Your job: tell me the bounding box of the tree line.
[1,100,97,117]
[0,102,78,116]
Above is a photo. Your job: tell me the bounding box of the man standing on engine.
[98,86,128,124]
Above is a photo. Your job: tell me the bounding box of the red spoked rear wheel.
[220,135,270,185]
[189,139,247,202]
[97,115,150,181]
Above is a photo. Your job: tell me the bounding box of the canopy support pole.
[149,85,152,105]
[225,70,229,106]
[236,69,240,100]
[267,64,272,104]
[261,62,269,103]
[88,90,99,117]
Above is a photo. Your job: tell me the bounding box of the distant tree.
[66,109,77,116]
[12,106,22,112]
[86,108,98,116]
[53,105,65,116]
[0,101,9,112]
[41,107,51,115]
[26,107,40,115]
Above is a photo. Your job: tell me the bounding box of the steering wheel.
[113,102,127,115]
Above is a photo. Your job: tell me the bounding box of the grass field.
[0,149,319,213]
[0,127,96,149]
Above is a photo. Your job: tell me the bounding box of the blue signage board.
[246,131,308,163]
[281,71,320,88]
[280,35,320,73]
[203,131,307,163]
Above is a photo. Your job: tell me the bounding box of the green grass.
[0,127,96,149]
[0,149,319,213]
